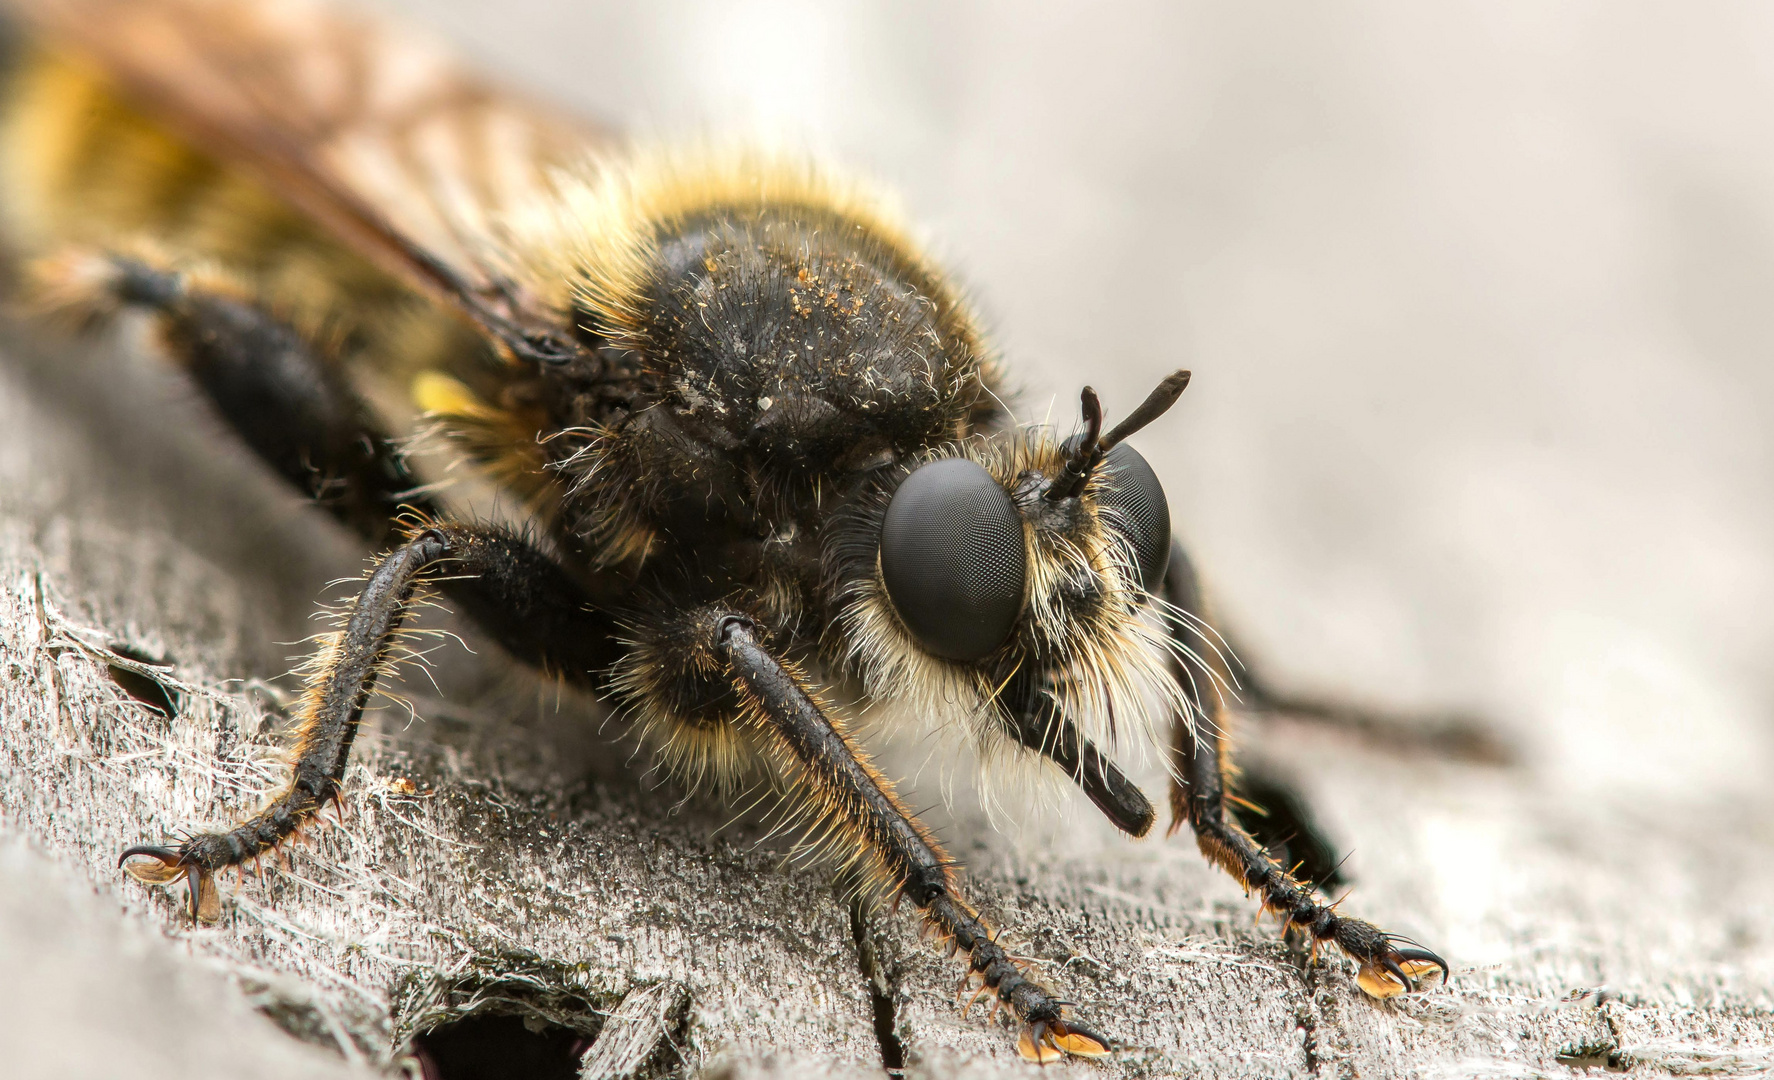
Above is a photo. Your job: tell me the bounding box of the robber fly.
[0,0,1446,1061]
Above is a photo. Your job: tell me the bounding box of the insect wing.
[9,0,611,332]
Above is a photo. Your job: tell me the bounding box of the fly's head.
[828,371,1198,822]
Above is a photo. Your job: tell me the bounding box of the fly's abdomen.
[0,48,483,386]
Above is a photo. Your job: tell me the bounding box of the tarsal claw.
[118,844,221,922]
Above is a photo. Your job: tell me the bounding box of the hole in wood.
[411,1013,596,1080]
[105,644,179,718]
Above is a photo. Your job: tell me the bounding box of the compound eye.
[879,458,1027,661]
[1098,443,1171,592]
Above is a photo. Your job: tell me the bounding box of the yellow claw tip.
[121,860,183,886]
[1052,1031,1111,1057]
[1399,958,1445,981]
[1017,1023,1109,1062]
[1356,963,1408,999]
[194,873,222,923]
[1357,956,1446,999]
[1016,1029,1065,1064]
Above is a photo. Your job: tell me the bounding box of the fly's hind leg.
[1161,540,1449,999]
[120,522,622,919]
[28,247,433,542]
[1238,663,1515,766]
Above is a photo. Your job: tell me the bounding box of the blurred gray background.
[375,0,1774,803]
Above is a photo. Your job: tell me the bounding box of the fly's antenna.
[1045,369,1191,500]
[1044,387,1104,501]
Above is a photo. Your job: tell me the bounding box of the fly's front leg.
[645,611,1110,1062]
[119,522,619,920]
[1162,540,1449,998]
[120,529,445,919]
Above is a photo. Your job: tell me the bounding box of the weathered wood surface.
[4,320,1774,1080]
[0,330,884,1079]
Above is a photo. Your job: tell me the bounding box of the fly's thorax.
[510,149,1004,573]
[823,430,1188,760]
[574,212,962,530]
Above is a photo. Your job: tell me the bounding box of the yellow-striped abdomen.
[0,48,489,396]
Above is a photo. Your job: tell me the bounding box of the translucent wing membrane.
[12,0,610,350]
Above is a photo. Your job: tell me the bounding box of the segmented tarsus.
[121,530,449,919]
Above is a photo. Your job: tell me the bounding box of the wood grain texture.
[3,325,1774,1077]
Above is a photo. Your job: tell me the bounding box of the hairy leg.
[56,250,629,913]
[617,606,1110,1062]
[119,522,620,918]
[1162,540,1448,998]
